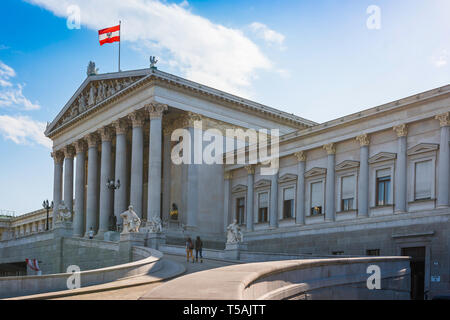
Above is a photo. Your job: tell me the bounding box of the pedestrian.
[88,227,94,239]
[186,237,194,263]
[195,236,203,263]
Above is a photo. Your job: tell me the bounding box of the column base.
[53,221,73,238]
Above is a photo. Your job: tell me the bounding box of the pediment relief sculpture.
[57,76,143,127]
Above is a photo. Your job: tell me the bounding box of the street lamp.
[42,200,53,231]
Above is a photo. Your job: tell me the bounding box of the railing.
[0,209,16,218]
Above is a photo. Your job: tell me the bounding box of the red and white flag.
[98,24,120,46]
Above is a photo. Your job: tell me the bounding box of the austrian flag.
[98,25,120,45]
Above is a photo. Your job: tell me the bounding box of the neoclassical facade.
[6,63,449,299]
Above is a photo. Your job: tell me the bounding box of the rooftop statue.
[87,61,99,77]
[150,56,158,69]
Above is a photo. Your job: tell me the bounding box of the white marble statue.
[226,219,243,244]
[55,201,72,223]
[147,215,163,233]
[120,205,141,234]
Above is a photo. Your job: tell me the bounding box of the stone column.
[162,126,172,223]
[269,171,279,228]
[128,111,145,218]
[73,140,86,237]
[97,127,113,238]
[436,113,450,208]
[85,133,99,236]
[146,103,168,223]
[223,171,233,232]
[294,151,306,225]
[51,150,64,226]
[356,134,370,217]
[245,165,255,231]
[63,145,75,215]
[393,124,408,213]
[323,143,336,221]
[113,119,129,225]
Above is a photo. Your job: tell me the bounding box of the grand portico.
[45,64,314,241]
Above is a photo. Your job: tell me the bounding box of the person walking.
[88,227,94,239]
[195,236,203,263]
[186,237,194,263]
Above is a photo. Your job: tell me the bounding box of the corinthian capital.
[128,110,145,128]
[393,124,408,137]
[435,112,450,127]
[294,151,306,162]
[74,139,86,153]
[355,133,370,146]
[98,126,113,142]
[245,165,255,175]
[63,145,75,158]
[86,132,99,148]
[224,171,233,180]
[112,119,129,135]
[51,150,64,163]
[145,102,168,120]
[323,143,336,155]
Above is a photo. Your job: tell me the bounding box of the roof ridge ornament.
[87,61,99,77]
[150,56,158,70]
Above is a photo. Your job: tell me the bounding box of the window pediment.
[304,167,327,178]
[335,160,359,171]
[254,179,271,189]
[232,184,247,193]
[407,143,439,156]
[278,173,298,184]
[368,152,397,164]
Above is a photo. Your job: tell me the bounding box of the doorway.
[402,247,425,300]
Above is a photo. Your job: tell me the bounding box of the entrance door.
[402,247,426,300]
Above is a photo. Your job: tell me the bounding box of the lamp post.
[42,200,53,231]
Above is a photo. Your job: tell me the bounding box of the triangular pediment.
[407,143,439,156]
[304,167,326,178]
[254,179,271,189]
[46,70,148,135]
[368,152,397,164]
[232,184,248,193]
[278,173,298,183]
[336,160,360,171]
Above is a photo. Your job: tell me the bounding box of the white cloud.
[249,22,285,48]
[26,0,273,97]
[0,61,40,110]
[432,49,448,68]
[0,115,52,148]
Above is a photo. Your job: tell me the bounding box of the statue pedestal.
[145,232,166,250]
[53,221,73,238]
[119,232,146,263]
[224,242,247,260]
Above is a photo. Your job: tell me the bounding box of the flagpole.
[118,20,121,72]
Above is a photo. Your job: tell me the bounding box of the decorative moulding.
[335,160,360,171]
[278,173,298,184]
[304,167,327,178]
[231,184,248,193]
[407,143,439,156]
[254,179,271,189]
[368,152,397,164]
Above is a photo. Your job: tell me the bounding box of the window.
[283,187,295,219]
[236,197,245,225]
[341,175,355,211]
[376,169,391,206]
[366,249,380,256]
[310,181,323,215]
[332,251,344,255]
[415,160,432,200]
[258,192,269,223]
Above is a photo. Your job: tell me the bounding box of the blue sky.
[0,0,449,215]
